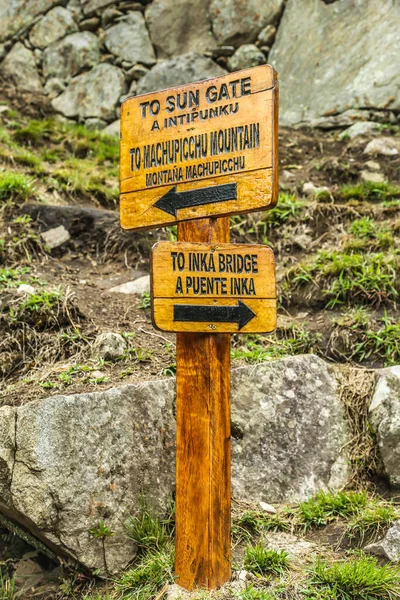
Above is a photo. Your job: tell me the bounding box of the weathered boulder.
[29,7,78,50]
[43,31,100,80]
[365,522,400,563]
[0,381,176,575]
[0,43,43,93]
[0,356,352,572]
[0,0,58,42]
[52,63,125,120]
[104,12,156,66]
[369,366,400,488]
[269,0,400,125]
[228,44,266,72]
[137,52,226,95]
[231,355,350,502]
[146,0,215,58]
[209,0,284,46]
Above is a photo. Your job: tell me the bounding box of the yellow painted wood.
[120,64,278,230]
[151,241,276,334]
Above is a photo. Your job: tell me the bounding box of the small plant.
[309,555,400,600]
[244,544,289,576]
[162,363,176,376]
[298,490,367,529]
[0,566,16,600]
[264,193,305,227]
[138,291,151,309]
[89,521,115,576]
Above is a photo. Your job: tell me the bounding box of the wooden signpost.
[120,64,278,591]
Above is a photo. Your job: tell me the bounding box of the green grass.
[0,171,35,203]
[341,313,400,366]
[233,509,289,542]
[244,545,290,576]
[0,567,16,600]
[231,327,320,363]
[0,266,30,287]
[309,555,400,600]
[345,217,394,252]
[264,193,305,226]
[125,505,169,552]
[298,491,367,529]
[284,251,398,308]
[115,545,174,599]
[346,501,399,544]
[234,587,275,600]
[341,181,400,202]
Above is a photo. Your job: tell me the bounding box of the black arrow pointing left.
[154,183,237,216]
[174,300,256,330]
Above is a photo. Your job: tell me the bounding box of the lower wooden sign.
[151,242,277,333]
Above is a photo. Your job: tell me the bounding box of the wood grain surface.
[120,65,278,230]
[175,217,231,590]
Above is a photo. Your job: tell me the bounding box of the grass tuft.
[115,545,173,599]
[0,171,35,204]
[341,181,400,202]
[309,555,400,600]
[244,544,290,576]
[298,491,367,529]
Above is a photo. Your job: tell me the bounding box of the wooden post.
[175,216,231,590]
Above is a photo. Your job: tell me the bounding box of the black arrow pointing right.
[154,183,237,216]
[173,300,256,330]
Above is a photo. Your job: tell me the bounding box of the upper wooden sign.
[151,242,277,334]
[120,65,278,231]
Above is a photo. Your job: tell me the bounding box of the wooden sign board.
[120,65,278,231]
[151,242,276,334]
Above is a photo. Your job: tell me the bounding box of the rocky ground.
[0,96,400,598]
[1,102,400,407]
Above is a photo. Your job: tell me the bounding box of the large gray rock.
[104,12,156,67]
[365,522,400,563]
[137,52,226,96]
[29,7,78,50]
[0,381,175,575]
[231,355,350,502]
[269,0,400,125]
[0,356,352,572]
[52,63,125,120]
[369,366,400,488]
[209,0,284,46]
[146,0,216,58]
[0,0,58,42]
[43,31,100,80]
[0,43,43,93]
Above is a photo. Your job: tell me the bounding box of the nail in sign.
[151,242,276,334]
[120,65,278,231]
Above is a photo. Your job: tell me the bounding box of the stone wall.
[0,0,398,129]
